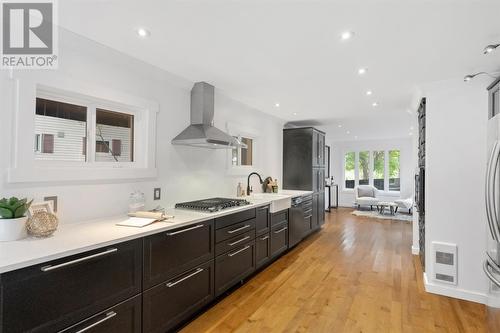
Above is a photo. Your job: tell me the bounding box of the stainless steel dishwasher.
[289,196,305,247]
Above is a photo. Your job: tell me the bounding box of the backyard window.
[389,150,401,191]
[95,109,134,162]
[35,98,87,161]
[343,149,401,192]
[373,151,385,190]
[358,151,370,185]
[232,136,253,166]
[344,152,355,189]
[34,97,135,164]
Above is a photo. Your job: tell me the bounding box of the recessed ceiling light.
[340,31,354,41]
[293,112,297,116]
[410,126,414,130]
[358,68,367,75]
[338,124,343,128]
[136,27,151,38]
[409,132,413,136]
[346,130,351,134]
[354,135,358,140]
[366,90,373,96]
[372,102,378,107]
[275,103,280,107]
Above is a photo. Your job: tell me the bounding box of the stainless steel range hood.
[171,82,244,149]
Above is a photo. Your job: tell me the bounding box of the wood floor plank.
[180,208,487,333]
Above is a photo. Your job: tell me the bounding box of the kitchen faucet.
[247,172,263,195]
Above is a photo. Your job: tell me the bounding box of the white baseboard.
[423,272,486,304]
[411,245,419,255]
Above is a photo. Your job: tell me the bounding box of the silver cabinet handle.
[166,268,204,288]
[274,226,288,234]
[227,224,250,234]
[41,248,118,272]
[258,206,269,211]
[228,245,250,257]
[304,215,312,219]
[260,235,269,241]
[484,259,500,288]
[228,235,250,246]
[166,224,204,236]
[73,311,117,333]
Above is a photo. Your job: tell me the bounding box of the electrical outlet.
[44,196,58,212]
[154,188,161,200]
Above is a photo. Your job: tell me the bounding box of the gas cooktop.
[175,197,251,213]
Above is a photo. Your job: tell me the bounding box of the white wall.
[320,135,414,208]
[0,29,284,224]
[422,76,492,303]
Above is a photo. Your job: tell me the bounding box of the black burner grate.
[175,197,250,212]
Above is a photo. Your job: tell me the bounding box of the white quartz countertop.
[0,190,312,274]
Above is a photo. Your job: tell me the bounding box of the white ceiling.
[60,0,500,139]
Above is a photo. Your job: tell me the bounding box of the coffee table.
[378,201,398,215]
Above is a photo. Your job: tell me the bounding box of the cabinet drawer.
[215,208,256,229]
[143,260,214,333]
[1,239,142,333]
[270,222,289,258]
[144,220,214,289]
[215,241,256,296]
[215,230,255,256]
[256,234,271,268]
[59,295,141,333]
[255,205,270,236]
[270,209,288,227]
[215,218,255,243]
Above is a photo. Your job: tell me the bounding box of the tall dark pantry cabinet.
[283,127,326,229]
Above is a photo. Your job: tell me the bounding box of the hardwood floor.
[181,208,487,333]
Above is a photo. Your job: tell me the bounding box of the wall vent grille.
[435,273,454,283]
[432,242,457,285]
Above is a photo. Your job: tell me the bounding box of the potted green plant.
[0,197,32,241]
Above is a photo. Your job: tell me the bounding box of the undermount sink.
[248,193,291,213]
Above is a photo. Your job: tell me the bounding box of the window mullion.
[384,150,389,191]
[354,152,359,187]
[87,105,96,164]
[369,151,374,186]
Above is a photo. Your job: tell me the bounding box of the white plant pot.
[0,216,28,241]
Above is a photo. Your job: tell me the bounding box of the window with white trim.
[232,136,253,166]
[343,149,401,192]
[34,97,136,164]
[7,79,158,183]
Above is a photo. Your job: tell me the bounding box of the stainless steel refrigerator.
[484,89,500,331]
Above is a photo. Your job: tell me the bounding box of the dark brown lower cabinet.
[215,241,256,296]
[255,234,271,268]
[0,239,142,333]
[318,192,325,227]
[270,222,288,258]
[143,219,214,289]
[59,295,142,333]
[312,193,319,230]
[143,260,215,333]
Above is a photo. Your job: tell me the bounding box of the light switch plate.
[154,188,161,200]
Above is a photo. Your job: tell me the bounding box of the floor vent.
[432,242,457,285]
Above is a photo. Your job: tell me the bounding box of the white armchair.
[354,185,380,210]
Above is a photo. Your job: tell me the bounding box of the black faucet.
[247,172,263,195]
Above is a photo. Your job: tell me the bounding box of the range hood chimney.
[171,82,244,149]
